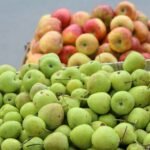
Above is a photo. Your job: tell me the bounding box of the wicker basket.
[22,42,150,71]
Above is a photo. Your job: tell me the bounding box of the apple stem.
[26,143,44,147]
[120,125,127,143]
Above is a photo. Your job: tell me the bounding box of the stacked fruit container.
[0,1,150,150]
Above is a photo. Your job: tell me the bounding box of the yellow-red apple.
[108,27,132,53]
[58,45,77,64]
[92,4,114,28]
[71,11,91,27]
[110,15,134,31]
[34,15,62,40]
[148,20,150,30]
[141,43,150,53]
[97,43,113,54]
[133,21,149,43]
[136,11,148,25]
[115,1,137,20]
[76,33,99,55]
[30,39,41,54]
[67,52,91,66]
[51,8,72,29]
[95,52,118,63]
[62,24,82,45]
[26,52,43,64]
[83,18,107,41]
[39,31,63,54]
[146,32,150,43]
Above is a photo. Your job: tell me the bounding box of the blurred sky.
[0,0,149,69]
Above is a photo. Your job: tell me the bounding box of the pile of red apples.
[25,1,150,66]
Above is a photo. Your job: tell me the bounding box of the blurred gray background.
[0,0,149,69]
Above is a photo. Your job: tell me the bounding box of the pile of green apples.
[0,51,150,150]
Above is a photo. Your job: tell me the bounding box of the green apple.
[144,105,150,115]
[110,70,132,91]
[23,115,46,137]
[61,66,81,85]
[20,102,37,118]
[87,71,111,94]
[0,121,22,138]
[84,108,98,122]
[71,88,89,107]
[39,53,62,78]
[92,126,120,150]
[29,82,48,99]
[49,82,66,97]
[22,69,47,92]
[67,52,91,67]
[33,89,58,111]
[19,130,29,143]
[67,107,92,129]
[15,92,31,109]
[143,133,150,149]
[3,111,22,123]
[0,64,16,75]
[0,137,3,148]
[79,60,102,76]
[135,129,148,144]
[129,85,150,107]
[123,51,146,73]
[111,91,135,115]
[126,107,149,129]
[1,138,21,150]
[87,92,111,114]
[0,71,21,93]
[19,63,39,79]
[126,143,145,150]
[44,132,69,150]
[55,124,71,138]
[131,69,150,86]
[59,95,80,113]
[23,137,43,150]
[50,70,64,84]
[3,93,17,106]
[38,103,64,130]
[99,113,117,127]
[146,122,150,132]
[70,124,94,149]
[91,120,105,130]
[0,92,3,108]
[101,64,114,73]
[114,122,137,145]
[0,104,18,118]
[66,79,83,94]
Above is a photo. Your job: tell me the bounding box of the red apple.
[146,32,150,43]
[115,1,137,20]
[58,45,77,64]
[92,4,114,28]
[62,24,82,45]
[39,31,63,54]
[110,15,134,32]
[108,27,132,53]
[141,52,150,59]
[131,36,142,52]
[71,11,91,27]
[119,50,132,61]
[83,18,106,41]
[133,21,149,43]
[51,8,71,29]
